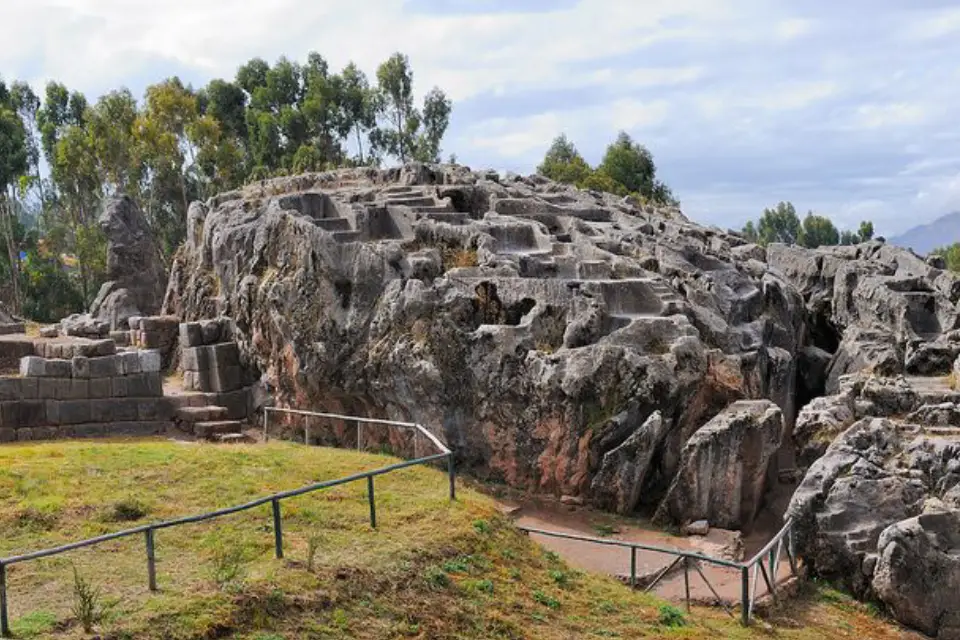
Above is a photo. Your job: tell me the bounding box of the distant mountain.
[889,212,960,255]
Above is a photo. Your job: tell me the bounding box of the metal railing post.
[0,562,9,638]
[683,556,691,612]
[272,499,284,559]
[263,409,269,442]
[448,453,456,501]
[145,528,157,591]
[367,476,377,528]
[357,423,362,451]
[741,565,750,626]
[630,547,637,588]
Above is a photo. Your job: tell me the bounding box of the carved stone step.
[175,406,229,424]
[313,218,352,232]
[194,420,243,439]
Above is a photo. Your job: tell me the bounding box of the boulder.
[654,400,783,530]
[589,411,668,514]
[88,196,167,331]
[873,510,960,639]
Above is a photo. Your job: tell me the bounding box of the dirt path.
[505,499,795,608]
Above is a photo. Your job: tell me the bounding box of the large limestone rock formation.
[164,163,809,521]
[654,400,783,530]
[85,196,167,332]
[786,373,960,635]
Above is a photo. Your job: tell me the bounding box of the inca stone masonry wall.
[0,349,170,442]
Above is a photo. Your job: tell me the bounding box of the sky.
[1,0,959,237]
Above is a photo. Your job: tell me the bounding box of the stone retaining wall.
[0,349,171,443]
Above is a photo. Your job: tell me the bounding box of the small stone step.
[413,205,454,214]
[176,406,229,424]
[215,433,254,444]
[332,230,363,244]
[194,420,243,439]
[313,217,352,231]
[386,196,436,207]
[383,185,418,195]
[421,212,470,224]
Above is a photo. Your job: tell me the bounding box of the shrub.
[657,604,686,628]
[533,590,560,609]
[71,565,103,633]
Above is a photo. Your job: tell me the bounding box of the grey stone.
[111,376,129,397]
[0,402,19,428]
[873,510,960,639]
[19,356,44,377]
[18,378,38,399]
[180,322,203,348]
[72,423,105,438]
[118,351,141,376]
[590,411,669,515]
[199,319,222,345]
[45,400,60,425]
[0,378,21,401]
[0,427,15,442]
[88,378,112,399]
[210,365,241,393]
[39,326,59,338]
[90,398,138,422]
[56,400,91,425]
[181,346,209,372]
[37,378,69,400]
[655,400,783,531]
[44,359,72,378]
[682,520,710,536]
[18,401,46,428]
[138,350,161,373]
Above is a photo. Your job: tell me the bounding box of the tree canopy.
[0,51,453,319]
[741,201,874,249]
[537,132,678,206]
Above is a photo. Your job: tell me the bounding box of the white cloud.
[851,103,930,130]
[775,18,815,40]
[904,7,960,40]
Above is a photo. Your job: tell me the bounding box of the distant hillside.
[889,212,960,254]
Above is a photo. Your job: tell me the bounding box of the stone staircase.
[382,186,466,226]
[174,405,246,442]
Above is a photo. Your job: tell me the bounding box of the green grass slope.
[0,440,917,639]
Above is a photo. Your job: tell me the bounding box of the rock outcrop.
[81,197,167,333]
[654,400,783,530]
[162,163,957,530]
[786,371,960,635]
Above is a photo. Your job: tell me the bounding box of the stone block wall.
[179,318,250,393]
[129,316,179,369]
[0,349,171,443]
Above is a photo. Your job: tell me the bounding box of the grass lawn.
[0,439,918,639]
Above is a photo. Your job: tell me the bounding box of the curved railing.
[0,409,455,638]
[519,518,799,626]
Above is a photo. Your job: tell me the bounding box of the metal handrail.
[0,409,456,637]
[519,518,799,626]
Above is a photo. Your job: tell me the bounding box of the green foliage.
[209,543,248,591]
[932,242,960,271]
[2,50,453,321]
[657,604,686,627]
[742,201,874,249]
[9,610,57,638]
[533,589,561,609]
[537,132,677,206]
[71,564,104,633]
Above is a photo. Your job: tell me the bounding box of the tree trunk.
[355,125,365,166]
[1,194,22,315]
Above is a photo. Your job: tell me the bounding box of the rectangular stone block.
[105,421,166,437]
[90,398,138,422]
[128,316,143,331]
[58,400,91,425]
[15,427,33,442]
[38,378,67,400]
[45,400,60,425]
[65,379,89,400]
[0,427,15,442]
[199,319,222,345]
[0,378,21,401]
[73,423,104,438]
[182,370,207,392]
[141,316,178,332]
[88,355,119,378]
[146,371,163,396]
[89,378,112,399]
[139,350,162,373]
[211,389,250,420]
[18,401,45,428]
[211,366,242,393]
[126,373,150,397]
[180,322,203,348]
[19,377,38,399]
[0,402,19,428]
[44,359,72,378]
[118,352,141,376]
[74,339,117,358]
[137,398,173,422]
[210,342,240,369]
[32,426,59,441]
[181,347,209,372]
[20,356,45,377]
[111,376,129,397]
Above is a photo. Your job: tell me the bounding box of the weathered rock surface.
[162,163,957,533]
[873,510,960,639]
[87,196,167,331]
[654,400,783,530]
